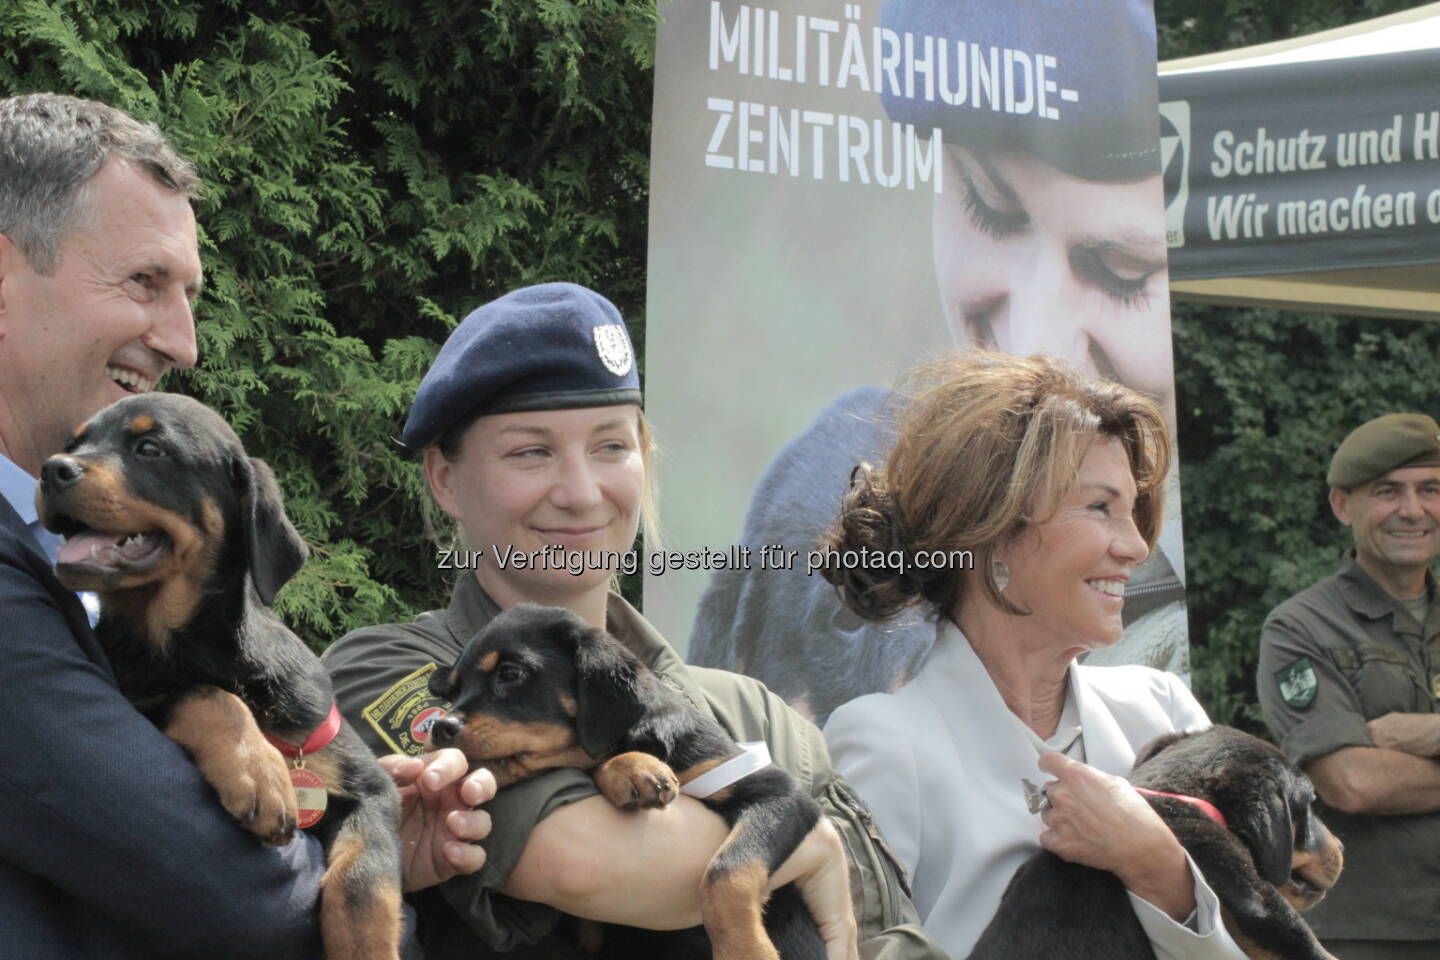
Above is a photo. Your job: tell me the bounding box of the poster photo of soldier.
[646,0,1183,724]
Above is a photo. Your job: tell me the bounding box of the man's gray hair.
[0,93,200,275]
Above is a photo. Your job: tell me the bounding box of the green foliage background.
[1174,312,1440,730]
[2,0,1436,736]
[0,0,657,643]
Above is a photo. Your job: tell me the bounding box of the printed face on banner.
[645,0,1185,729]
[933,145,1174,425]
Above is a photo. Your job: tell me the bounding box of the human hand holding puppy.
[380,749,498,891]
[1036,752,1194,922]
[770,816,860,960]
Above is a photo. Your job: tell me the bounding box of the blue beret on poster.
[881,0,1160,181]
[402,282,642,451]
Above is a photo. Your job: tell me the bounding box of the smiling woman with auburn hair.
[821,351,1247,960]
[824,351,1169,625]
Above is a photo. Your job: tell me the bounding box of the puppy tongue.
[57,532,126,565]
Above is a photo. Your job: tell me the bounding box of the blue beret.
[881,0,1160,182]
[402,282,641,451]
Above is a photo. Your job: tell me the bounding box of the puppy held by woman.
[325,283,946,960]
[823,352,1252,959]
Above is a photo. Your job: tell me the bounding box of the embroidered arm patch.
[1275,656,1319,710]
[362,663,450,755]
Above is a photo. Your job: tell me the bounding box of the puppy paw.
[594,752,679,809]
[209,739,299,846]
[164,687,299,845]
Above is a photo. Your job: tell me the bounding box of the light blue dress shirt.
[0,453,59,560]
[1,452,100,624]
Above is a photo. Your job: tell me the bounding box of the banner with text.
[1162,49,1440,280]
[646,0,1184,726]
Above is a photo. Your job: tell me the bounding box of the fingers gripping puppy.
[970,726,1344,960]
[37,393,404,960]
[428,603,827,960]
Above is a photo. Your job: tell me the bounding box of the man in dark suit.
[0,92,491,958]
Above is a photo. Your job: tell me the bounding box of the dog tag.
[290,767,328,828]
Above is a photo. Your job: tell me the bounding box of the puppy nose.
[430,716,461,745]
[41,456,84,492]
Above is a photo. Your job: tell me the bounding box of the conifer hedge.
[0,0,657,646]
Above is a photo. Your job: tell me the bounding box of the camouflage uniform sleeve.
[1257,614,1373,769]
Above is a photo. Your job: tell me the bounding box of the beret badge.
[593,324,634,377]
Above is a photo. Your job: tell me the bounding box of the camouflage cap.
[1327,413,1440,489]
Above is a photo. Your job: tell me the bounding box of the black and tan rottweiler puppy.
[427,602,827,960]
[969,725,1344,960]
[36,392,403,960]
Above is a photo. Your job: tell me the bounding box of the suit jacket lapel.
[918,622,1048,835]
[1071,665,1137,776]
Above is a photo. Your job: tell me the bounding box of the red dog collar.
[264,704,343,758]
[1135,788,1228,828]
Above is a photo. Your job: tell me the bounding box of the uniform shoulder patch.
[361,663,450,756]
[1275,656,1318,710]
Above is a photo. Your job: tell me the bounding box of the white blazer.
[824,621,1248,960]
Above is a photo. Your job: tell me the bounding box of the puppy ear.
[1132,731,1188,769]
[571,624,648,759]
[234,456,308,606]
[1232,789,1294,886]
[429,664,458,700]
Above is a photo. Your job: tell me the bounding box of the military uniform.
[323,573,945,960]
[1258,550,1440,951]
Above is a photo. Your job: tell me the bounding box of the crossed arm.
[1260,617,1440,817]
[1306,714,1440,815]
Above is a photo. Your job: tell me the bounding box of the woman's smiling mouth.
[1086,578,1127,599]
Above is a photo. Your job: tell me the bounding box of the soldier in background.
[1259,413,1440,960]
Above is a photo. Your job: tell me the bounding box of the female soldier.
[324,283,942,960]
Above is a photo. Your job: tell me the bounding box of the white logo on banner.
[1159,100,1190,249]
[593,324,633,377]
